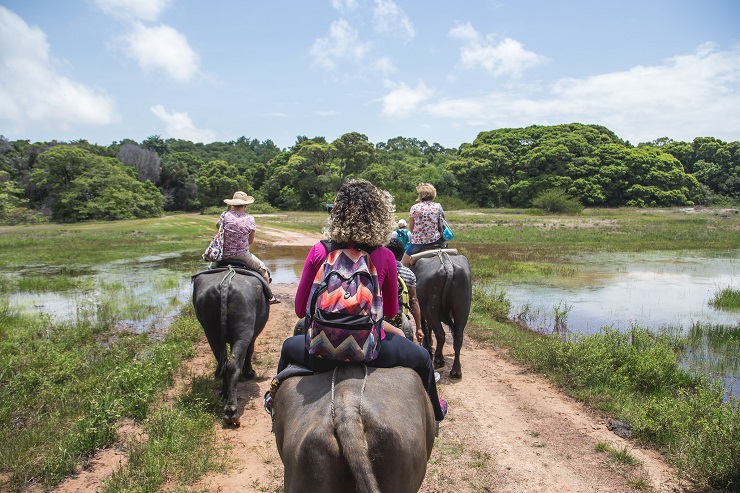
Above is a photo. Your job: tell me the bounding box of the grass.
[102,375,227,492]
[1,208,739,491]
[709,286,740,310]
[0,301,204,491]
[595,442,641,466]
[469,293,740,491]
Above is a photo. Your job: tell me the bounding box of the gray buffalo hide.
[192,268,268,425]
[412,253,472,379]
[273,366,435,493]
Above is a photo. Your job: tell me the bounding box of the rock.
[607,419,632,439]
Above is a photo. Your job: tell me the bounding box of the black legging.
[278,333,445,421]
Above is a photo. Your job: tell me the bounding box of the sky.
[1,0,739,150]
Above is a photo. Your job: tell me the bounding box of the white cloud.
[449,22,546,77]
[316,110,340,116]
[150,105,216,142]
[330,0,359,12]
[309,18,369,70]
[94,0,171,22]
[0,6,117,132]
[372,56,396,75]
[373,0,414,41]
[423,44,740,143]
[122,23,199,82]
[381,80,434,119]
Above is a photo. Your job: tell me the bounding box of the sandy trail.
[51,227,689,493]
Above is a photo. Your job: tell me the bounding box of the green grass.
[469,292,740,491]
[1,208,739,491]
[595,442,641,466]
[102,376,227,492]
[0,302,204,491]
[709,286,740,310]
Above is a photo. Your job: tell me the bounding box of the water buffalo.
[411,251,472,379]
[192,267,269,425]
[273,365,435,493]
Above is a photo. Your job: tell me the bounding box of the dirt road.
[54,227,689,493]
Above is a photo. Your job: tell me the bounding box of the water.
[495,251,740,334]
[4,247,738,396]
[2,247,308,331]
[484,250,740,399]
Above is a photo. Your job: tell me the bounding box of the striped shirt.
[397,261,416,289]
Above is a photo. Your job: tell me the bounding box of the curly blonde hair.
[329,179,395,246]
[416,182,437,201]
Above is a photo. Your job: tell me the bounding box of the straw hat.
[224,191,255,206]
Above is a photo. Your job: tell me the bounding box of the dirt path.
[53,227,690,493]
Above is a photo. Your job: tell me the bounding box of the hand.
[415,327,424,344]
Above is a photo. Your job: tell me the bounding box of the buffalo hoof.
[433,358,446,370]
[223,406,241,426]
[241,368,256,380]
[449,369,462,380]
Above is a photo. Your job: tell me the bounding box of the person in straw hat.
[217,191,279,304]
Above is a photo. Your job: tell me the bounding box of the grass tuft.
[709,286,740,310]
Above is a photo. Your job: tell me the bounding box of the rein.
[331,365,369,421]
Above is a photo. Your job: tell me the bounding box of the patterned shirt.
[397,261,417,289]
[218,210,256,258]
[409,201,442,244]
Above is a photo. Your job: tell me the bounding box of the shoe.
[264,391,274,415]
[434,371,440,383]
[438,398,448,418]
[269,296,281,305]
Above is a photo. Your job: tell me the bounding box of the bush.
[532,189,584,214]
[473,287,511,322]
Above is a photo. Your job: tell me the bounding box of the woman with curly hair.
[272,179,447,422]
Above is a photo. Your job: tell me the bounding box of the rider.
[218,191,279,304]
[272,179,447,422]
[401,183,446,267]
[385,237,424,343]
[391,219,411,251]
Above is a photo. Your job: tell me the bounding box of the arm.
[248,229,255,245]
[383,321,406,337]
[294,243,327,318]
[378,248,398,317]
[408,286,423,342]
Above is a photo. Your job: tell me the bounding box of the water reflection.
[4,247,738,397]
[2,248,307,331]
[491,251,740,333]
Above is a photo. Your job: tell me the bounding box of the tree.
[141,134,169,156]
[159,152,202,211]
[196,160,241,209]
[332,132,375,182]
[0,170,29,223]
[451,143,514,206]
[31,146,163,222]
[117,143,161,184]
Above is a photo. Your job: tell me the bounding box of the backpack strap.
[321,239,378,255]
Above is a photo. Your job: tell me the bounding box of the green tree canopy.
[31,146,163,222]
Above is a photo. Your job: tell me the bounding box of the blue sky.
[1,0,738,150]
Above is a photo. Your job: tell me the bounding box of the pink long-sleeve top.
[294,242,399,329]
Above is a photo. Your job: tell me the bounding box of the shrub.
[532,189,584,214]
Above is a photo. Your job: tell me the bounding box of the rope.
[359,364,368,418]
[331,367,338,420]
[330,365,369,421]
[218,266,236,369]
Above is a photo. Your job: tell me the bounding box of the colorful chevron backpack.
[305,240,383,362]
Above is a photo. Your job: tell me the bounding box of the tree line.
[0,124,737,223]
